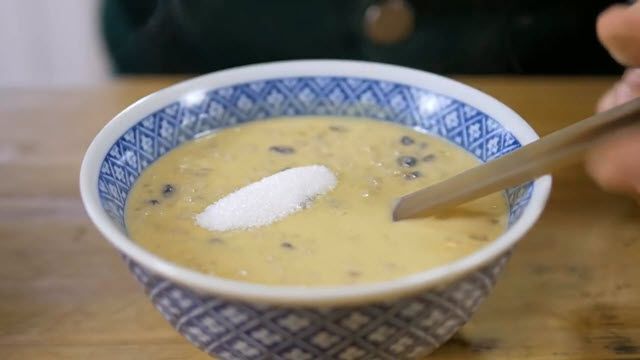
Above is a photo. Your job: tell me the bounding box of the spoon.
[392,97,640,221]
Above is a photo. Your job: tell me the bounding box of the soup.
[125,117,507,286]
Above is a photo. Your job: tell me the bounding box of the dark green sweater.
[102,0,621,75]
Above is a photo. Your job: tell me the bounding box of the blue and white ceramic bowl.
[80,60,551,359]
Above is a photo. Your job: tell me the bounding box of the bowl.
[80,60,551,359]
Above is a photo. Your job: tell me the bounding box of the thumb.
[597,2,640,67]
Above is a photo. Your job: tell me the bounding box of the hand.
[587,2,640,195]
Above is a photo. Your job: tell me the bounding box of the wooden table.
[2,76,639,360]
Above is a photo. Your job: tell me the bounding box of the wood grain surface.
[2,76,639,360]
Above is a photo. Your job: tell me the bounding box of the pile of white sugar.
[195,165,337,231]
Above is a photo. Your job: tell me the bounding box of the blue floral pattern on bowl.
[97,76,531,359]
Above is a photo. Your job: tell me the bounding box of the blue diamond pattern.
[124,254,510,359]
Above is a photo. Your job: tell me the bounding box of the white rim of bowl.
[80,60,552,306]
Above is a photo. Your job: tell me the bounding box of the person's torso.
[102,0,621,74]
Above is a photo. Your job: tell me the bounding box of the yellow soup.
[126,117,507,286]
